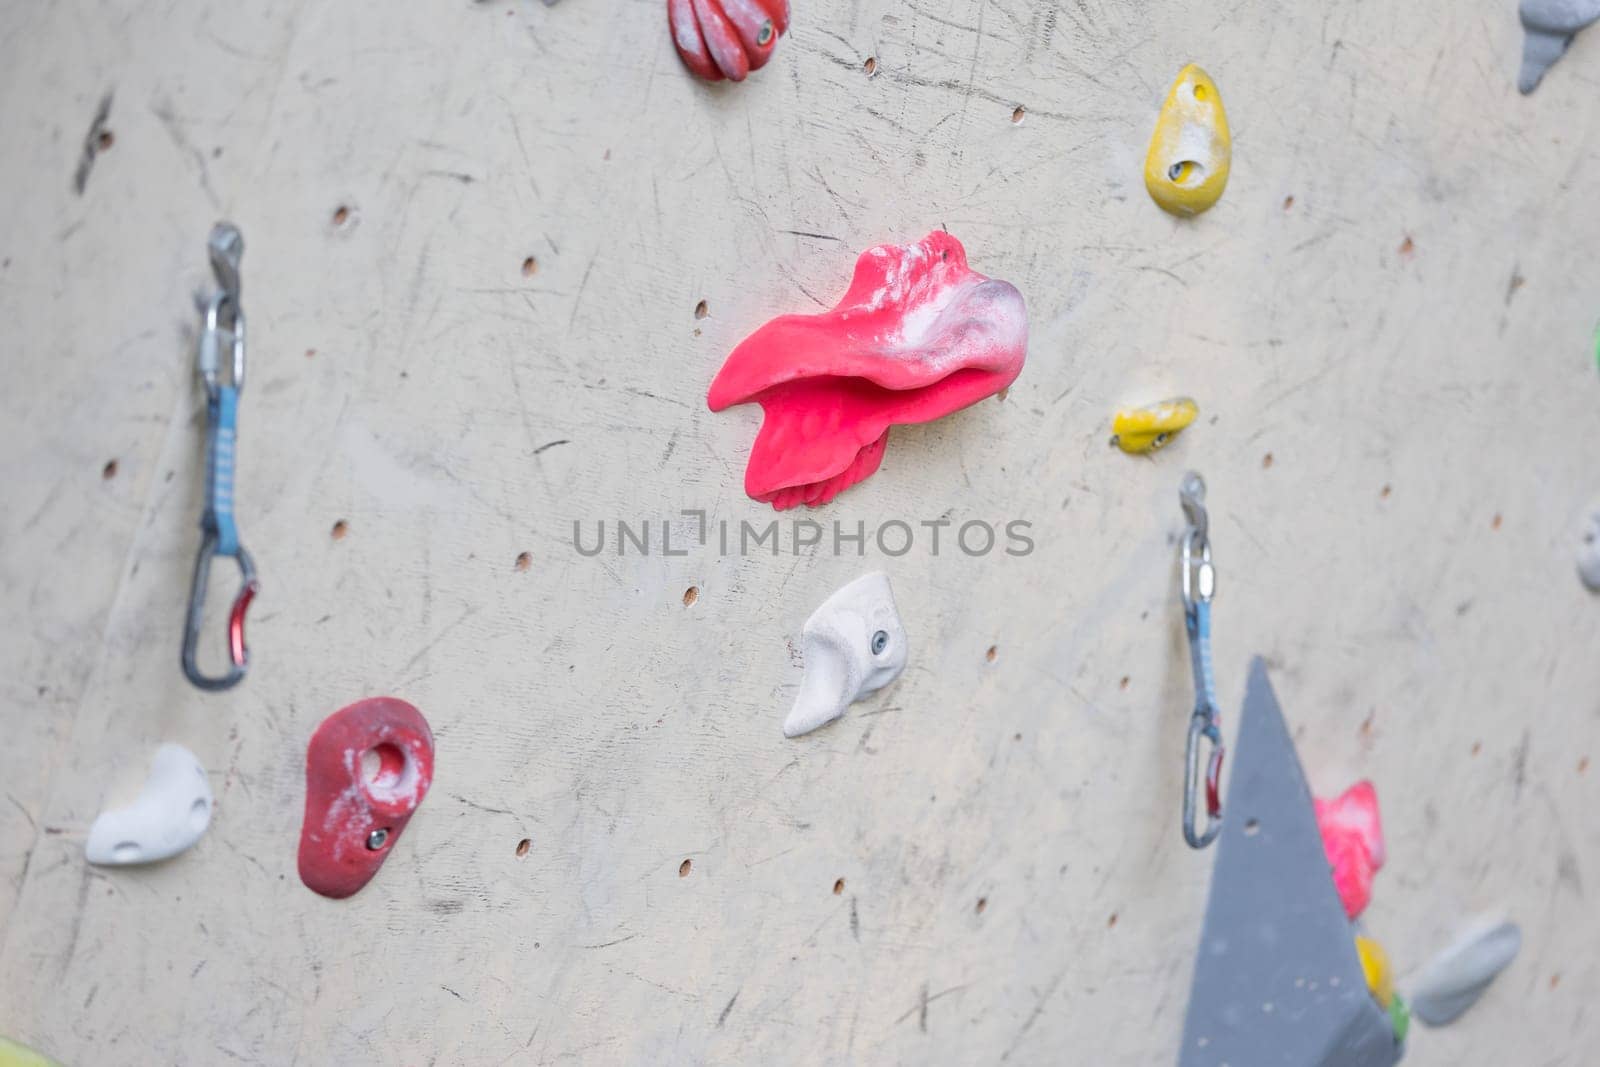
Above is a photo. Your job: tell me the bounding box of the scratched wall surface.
[1,0,1597,1063]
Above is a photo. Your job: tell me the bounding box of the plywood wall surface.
[1,1,1597,1064]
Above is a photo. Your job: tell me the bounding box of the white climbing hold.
[85,744,214,865]
[784,572,908,738]
[1407,917,1521,1026]
[1578,505,1600,591]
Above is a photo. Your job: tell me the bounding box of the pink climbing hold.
[1314,779,1385,919]
[298,697,434,900]
[707,231,1028,510]
[669,0,789,82]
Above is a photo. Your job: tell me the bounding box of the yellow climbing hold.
[1356,935,1395,1009]
[1144,64,1231,217]
[1110,397,1198,454]
[0,1037,61,1067]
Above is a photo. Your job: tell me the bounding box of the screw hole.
[1244,818,1261,836]
[863,56,877,76]
[871,629,889,655]
[102,459,118,480]
[679,858,692,877]
[1119,676,1130,690]
[1261,452,1274,469]
[833,878,845,895]
[1193,84,1208,102]
[515,552,532,572]
[985,645,998,663]
[516,838,531,858]
[1283,195,1295,210]
[694,299,708,320]
[683,585,699,606]
[1167,160,1206,186]
[330,519,349,540]
[331,205,351,228]
[96,129,115,151]
[521,256,538,277]
[1011,105,1025,124]
[975,897,988,914]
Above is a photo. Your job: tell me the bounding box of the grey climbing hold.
[1518,0,1600,93]
[1578,505,1600,591]
[1408,918,1521,1027]
[1180,659,1401,1067]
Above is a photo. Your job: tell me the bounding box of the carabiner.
[1179,471,1224,848]
[182,533,258,691]
[182,222,258,692]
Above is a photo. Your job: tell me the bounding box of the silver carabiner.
[1179,471,1223,848]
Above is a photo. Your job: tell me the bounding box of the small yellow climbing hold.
[1356,935,1395,1009]
[1110,397,1198,454]
[1144,64,1231,217]
[0,1037,62,1067]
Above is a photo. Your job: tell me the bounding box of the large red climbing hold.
[298,696,434,899]
[669,0,789,82]
[1314,779,1385,919]
[707,231,1028,510]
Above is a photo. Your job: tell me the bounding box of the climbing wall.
[2,1,1597,1063]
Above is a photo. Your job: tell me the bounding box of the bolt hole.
[332,205,351,228]
[1244,818,1261,836]
[331,519,349,540]
[102,459,118,480]
[679,858,692,877]
[516,838,531,858]
[694,299,709,320]
[1011,105,1025,124]
[871,629,889,655]
[521,256,538,277]
[683,585,699,607]
[863,56,877,76]
[515,551,532,572]
[1167,160,1206,186]
[833,878,845,895]
[361,743,407,794]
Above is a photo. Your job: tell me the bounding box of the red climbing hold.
[1314,779,1385,919]
[707,231,1028,510]
[669,0,789,82]
[298,697,434,899]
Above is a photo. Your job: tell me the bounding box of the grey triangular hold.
[1179,659,1402,1067]
[1408,919,1521,1027]
[1518,0,1600,93]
